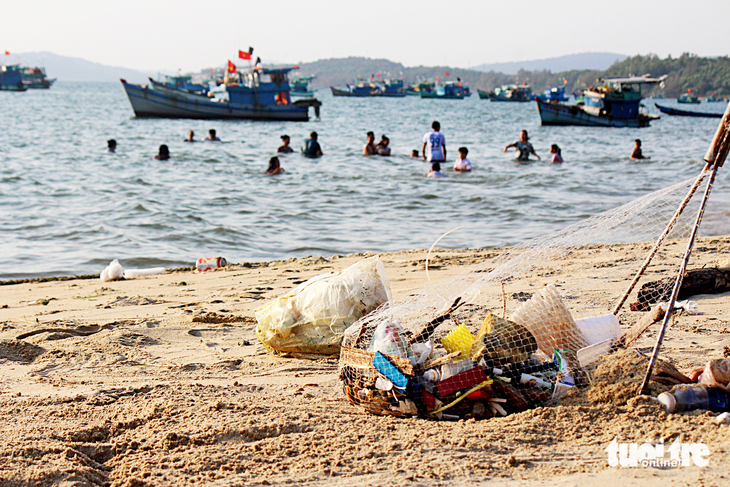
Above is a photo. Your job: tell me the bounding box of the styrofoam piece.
[123,267,165,278]
[577,338,614,367]
[574,314,621,346]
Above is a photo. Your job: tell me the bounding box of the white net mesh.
[339,168,711,419]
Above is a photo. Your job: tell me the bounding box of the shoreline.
[1,240,729,485]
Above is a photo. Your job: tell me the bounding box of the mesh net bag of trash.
[255,255,391,359]
[339,169,712,420]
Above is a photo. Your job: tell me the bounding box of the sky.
[3,0,730,72]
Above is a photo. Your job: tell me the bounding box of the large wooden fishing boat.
[21,67,55,89]
[121,66,320,121]
[537,75,666,127]
[0,64,27,91]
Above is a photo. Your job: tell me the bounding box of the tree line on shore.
[296,53,729,98]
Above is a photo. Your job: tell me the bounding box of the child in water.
[453,147,472,172]
[426,162,445,178]
[550,144,563,163]
[266,157,284,175]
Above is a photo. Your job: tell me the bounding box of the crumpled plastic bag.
[255,255,391,359]
[699,358,730,391]
[100,259,124,282]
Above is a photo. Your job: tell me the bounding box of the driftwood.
[630,267,730,311]
[619,305,665,347]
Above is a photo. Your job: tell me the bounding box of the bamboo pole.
[638,102,730,395]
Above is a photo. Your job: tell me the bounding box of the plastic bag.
[699,358,730,391]
[100,259,124,282]
[255,255,391,359]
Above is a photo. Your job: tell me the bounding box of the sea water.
[1,82,728,279]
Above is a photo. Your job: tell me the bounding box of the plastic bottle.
[657,385,730,413]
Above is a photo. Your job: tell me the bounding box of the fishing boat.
[407,81,435,96]
[535,85,570,103]
[477,89,491,99]
[420,80,468,100]
[0,64,27,91]
[290,75,316,97]
[536,75,667,127]
[21,67,55,89]
[654,103,723,118]
[677,90,700,104]
[331,78,406,97]
[489,84,533,102]
[120,66,321,121]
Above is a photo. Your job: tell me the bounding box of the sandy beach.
[1,239,730,487]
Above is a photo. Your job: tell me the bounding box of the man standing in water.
[422,121,446,164]
[302,131,323,158]
[363,131,376,155]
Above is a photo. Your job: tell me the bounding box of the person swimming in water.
[363,131,376,155]
[155,144,170,160]
[453,147,472,172]
[630,139,650,160]
[185,131,196,142]
[204,129,221,142]
[376,135,391,156]
[550,144,563,163]
[266,156,284,175]
[426,162,445,178]
[107,139,117,153]
[302,131,323,158]
[277,135,294,153]
[503,130,540,161]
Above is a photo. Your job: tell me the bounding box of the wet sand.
[1,240,729,486]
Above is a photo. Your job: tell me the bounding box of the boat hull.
[330,86,406,97]
[536,99,656,127]
[655,103,722,118]
[121,80,312,121]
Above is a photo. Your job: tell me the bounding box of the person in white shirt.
[453,146,472,172]
[422,121,446,163]
[426,162,446,178]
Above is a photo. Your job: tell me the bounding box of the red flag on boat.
[688,89,692,94]
[445,72,450,76]
[238,50,251,60]
[227,60,237,73]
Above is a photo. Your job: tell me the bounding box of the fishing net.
[339,168,712,419]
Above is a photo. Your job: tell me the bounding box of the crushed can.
[196,256,227,272]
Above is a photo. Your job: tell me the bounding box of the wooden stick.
[638,163,720,395]
[612,163,709,316]
[703,102,730,167]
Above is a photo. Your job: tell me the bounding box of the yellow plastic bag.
[441,325,475,359]
[255,256,391,359]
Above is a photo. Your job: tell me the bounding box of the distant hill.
[471,52,628,74]
[295,53,730,98]
[10,51,152,83]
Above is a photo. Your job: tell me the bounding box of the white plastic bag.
[255,255,391,358]
[100,259,124,282]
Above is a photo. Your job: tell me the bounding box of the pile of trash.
[255,256,391,359]
[339,285,622,420]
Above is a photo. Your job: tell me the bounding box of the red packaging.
[196,256,227,272]
[437,366,487,397]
